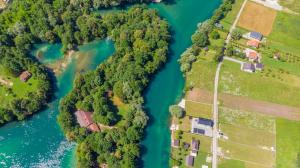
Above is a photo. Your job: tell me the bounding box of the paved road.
[223,56,245,65]
[212,1,248,168]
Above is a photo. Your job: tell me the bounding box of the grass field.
[219,60,300,107]
[279,0,300,13]
[268,11,300,56]
[218,159,245,168]
[237,1,277,35]
[185,51,217,91]
[185,100,212,119]
[276,118,300,168]
[219,107,275,133]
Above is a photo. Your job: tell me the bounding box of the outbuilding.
[186,155,194,167]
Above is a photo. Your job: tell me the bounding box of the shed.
[172,139,180,148]
[255,63,264,70]
[191,139,200,152]
[250,31,263,41]
[183,142,190,149]
[241,63,255,73]
[186,155,194,167]
[19,71,32,82]
[214,23,223,29]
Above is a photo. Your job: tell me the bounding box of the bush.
[210,30,220,39]
[231,29,242,41]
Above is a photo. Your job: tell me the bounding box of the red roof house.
[244,48,260,62]
[75,110,100,132]
[247,39,260,48]
[19,71,32,82]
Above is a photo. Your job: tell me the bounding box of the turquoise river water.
[0,1,220,167]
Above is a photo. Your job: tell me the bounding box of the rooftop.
[186,155,194,167]
[250,31,263,41]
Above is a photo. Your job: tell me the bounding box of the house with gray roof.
[241,63,255,73]
[250,31,263,41]
[191,139,200,156]
[191,118,213,137]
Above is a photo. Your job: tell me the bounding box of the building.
[186,155,194,167]
[191,118,213,137]
[255,63,264,71]
[152,0,161,2]
[191,139,200,156]
[241,63,255,73]
[19,71,32,82]
[75,110,100,132]
[214,22,223,29]
[246,39,260,48]
[172,139,180,148]
[244,48,260,62]
[250,31,263,41]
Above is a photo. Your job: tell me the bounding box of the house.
[244,48,260,62]
[186,155,194,167]
[255,63,264,71]
[214,22,223,29]
[152,0,161,2]
[191,118,213,137]
[75,110,100,132]
[250,31,263,41]
[241,63,255,73]
[191,139,200,156]
[19,71,32,82]
[172,139,180,148]
[246,39,260,48]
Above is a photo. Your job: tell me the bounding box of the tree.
[192,31,209,47]
[169,105,184,119]
[210,30,220,39]
[231,29,242,41]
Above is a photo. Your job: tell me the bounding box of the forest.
[0,0,168,167]
[57,5,170,168]
[0,0,151,125]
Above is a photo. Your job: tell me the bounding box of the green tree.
[169,105,184,119]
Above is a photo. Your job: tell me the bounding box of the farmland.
[237,1,277,36]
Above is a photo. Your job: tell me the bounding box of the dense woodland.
[0,0,169,167]
[58,6,169,168]
[179,0,235,74]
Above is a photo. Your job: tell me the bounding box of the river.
[0,0,220,167]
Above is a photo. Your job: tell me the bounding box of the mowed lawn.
[237,1,277,35]
[219,60,300,107]
[185,100,212,119]
[0,68,39,108]
[276,118,300,168]
[268,11,300,56]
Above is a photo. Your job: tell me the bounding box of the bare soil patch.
[186,88,213,104]
[186,88,300,121]
[220,93,300,121]
[238,1,277,35]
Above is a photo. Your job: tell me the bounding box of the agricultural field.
[276,119,300,168]
[218,107,276,168]
[0,0,5,9]
[237,1,277,36]
[267,11,300,56]
[219,60,300,107]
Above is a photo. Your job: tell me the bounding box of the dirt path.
[186,89,300,121]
